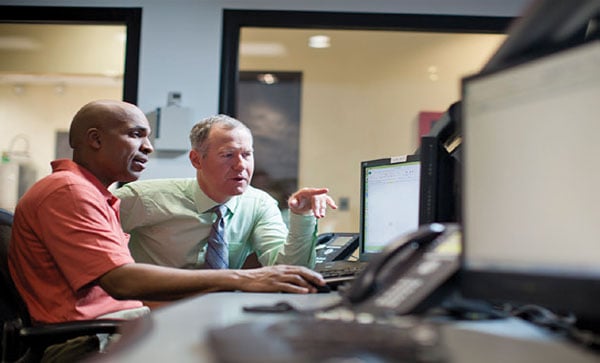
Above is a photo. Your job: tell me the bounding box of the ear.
[189,149,203,170]
[86,128,102,150]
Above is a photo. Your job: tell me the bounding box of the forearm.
[99,263,326,299]
[275,213,318,267]
[99,263,245,301]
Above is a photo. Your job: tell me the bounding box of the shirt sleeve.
[251,192,317,268]
[278,212,318,267]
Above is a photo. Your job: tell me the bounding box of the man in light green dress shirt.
[115,114,337,270]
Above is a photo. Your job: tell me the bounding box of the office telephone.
[342,223,461,315]
[315,232,359,264]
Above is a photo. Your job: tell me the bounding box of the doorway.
[221,10,512,233]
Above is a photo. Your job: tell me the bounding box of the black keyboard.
[208,317,446,363]
[314,260,367,286]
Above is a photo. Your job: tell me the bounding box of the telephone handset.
[342,223,461,315]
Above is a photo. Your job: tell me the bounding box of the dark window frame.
[0,5,142,104]
[219,9,514,115]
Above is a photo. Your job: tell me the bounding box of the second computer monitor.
[418,135,461,225]
[359,155,421,257]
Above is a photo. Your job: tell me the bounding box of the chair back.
[0,208,123,362]
[0,209,31,362]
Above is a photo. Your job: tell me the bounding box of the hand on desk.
[235,265,326,294]
[138,265,328,310]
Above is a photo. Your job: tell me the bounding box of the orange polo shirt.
[9,159,142,324]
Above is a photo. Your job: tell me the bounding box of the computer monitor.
[418,136,459,225]
[418,102,462,225]
[460,39,600,328]
[359,155,420,257]
[481,0,600,74]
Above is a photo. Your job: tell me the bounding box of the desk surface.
[95,292,599,363]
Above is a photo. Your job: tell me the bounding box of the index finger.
[299,187,329,197]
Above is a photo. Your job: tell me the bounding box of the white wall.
[0,0,530,228]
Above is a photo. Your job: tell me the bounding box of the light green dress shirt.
[114,178,317,269]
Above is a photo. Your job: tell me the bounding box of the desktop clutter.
[207,223,600,363]
[209,223,460,363]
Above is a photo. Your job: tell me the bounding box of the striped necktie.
[204,204,228,269]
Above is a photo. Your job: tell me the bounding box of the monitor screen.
[460,40,600,327]
[359,155,420,255]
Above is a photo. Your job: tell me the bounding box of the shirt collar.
[51,159,119,207]
[189,180,239,215]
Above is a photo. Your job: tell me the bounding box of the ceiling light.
[116,32,126,44]
[240,42,286,57]
[427,65,439,81]
[309,35,330,49]
[54,83,66,95]
[257,73,278,85]
[0,36,41,50]
[12,84,25,95]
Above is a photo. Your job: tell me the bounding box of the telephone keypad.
[374,278,423,309]
[417,260,441,275]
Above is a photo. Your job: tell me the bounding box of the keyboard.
[208,317,446,363]
[314,260,367,287]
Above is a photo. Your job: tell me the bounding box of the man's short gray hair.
[189,114,251,156]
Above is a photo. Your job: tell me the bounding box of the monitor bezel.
[358,154,420,256]
[418,135,460,226]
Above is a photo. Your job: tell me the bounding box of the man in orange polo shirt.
[8,100,326,361]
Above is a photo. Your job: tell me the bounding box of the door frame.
[219,10,513,115]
